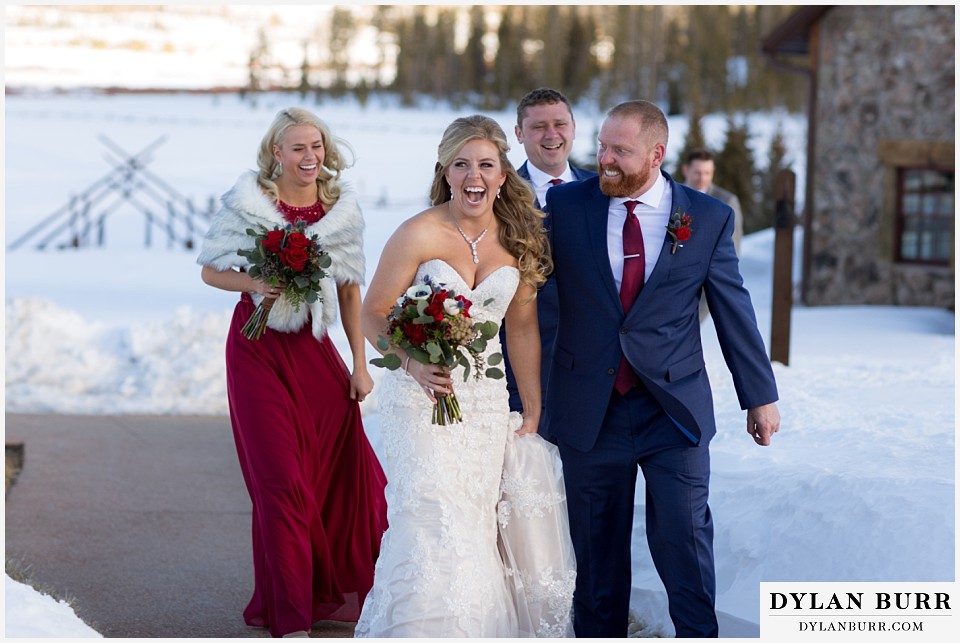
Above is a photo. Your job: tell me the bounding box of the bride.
[356,115,576,638]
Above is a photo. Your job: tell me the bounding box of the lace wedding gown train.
[355,259,575,638]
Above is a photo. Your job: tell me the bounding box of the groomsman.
[501,88,596,438]
[544,100,780,637]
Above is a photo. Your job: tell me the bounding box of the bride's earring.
[496,186,502,199]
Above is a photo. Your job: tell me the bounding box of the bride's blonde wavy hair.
[256,107,355,205]
[429,115,552,290]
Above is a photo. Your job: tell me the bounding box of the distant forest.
[246,5,807,116]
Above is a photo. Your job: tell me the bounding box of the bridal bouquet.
[237,222,332,340]
[370,277,504,425]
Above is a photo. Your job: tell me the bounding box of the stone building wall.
[807,5,954,308]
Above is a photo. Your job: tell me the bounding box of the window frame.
[893,165,954,267]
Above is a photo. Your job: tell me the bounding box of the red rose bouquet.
[370,277,504,425]
[237,221,332,340]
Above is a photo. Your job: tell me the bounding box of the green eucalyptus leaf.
[304,291,318,304]
[376,336,390,351]
[409,346,431,364]
[487,353,503,366]
[485,367,505,379]
[370,352,402,371]
[294,275,309,288]
[469,338,487,353]
[478,320,500,339]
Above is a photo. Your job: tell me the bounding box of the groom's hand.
[746,403,780,446]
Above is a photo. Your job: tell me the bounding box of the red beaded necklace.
[277,199,326,225]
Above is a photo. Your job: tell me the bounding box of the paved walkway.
[4,413,354,638]
[5,412,760,639]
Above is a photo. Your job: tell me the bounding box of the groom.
[543,100,780,638]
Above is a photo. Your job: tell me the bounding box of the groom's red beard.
[598,162,650,198]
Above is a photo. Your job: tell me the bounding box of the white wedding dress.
[355,259,576,638]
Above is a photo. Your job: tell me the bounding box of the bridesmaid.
[197,107,387,638]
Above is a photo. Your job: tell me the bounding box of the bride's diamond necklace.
[451,205,491,265]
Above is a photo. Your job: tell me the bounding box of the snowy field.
[3,92,954,638]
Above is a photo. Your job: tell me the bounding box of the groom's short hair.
[607,100,668,147]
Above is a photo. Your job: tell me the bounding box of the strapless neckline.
[419,258,518,292]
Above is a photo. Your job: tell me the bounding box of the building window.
[896,168,954,265]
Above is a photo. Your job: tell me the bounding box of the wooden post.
[770,169,795,365]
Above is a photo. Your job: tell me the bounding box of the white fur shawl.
[196,170,365,339]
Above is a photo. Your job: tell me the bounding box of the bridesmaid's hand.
[253,279,285,300]
[405,359,453,403]
[350,367,374,403]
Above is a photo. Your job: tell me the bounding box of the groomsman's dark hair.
[516,88,574,126]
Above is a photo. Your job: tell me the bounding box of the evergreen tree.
[715,116,760,234]
[434,10,458,101]
[462,6,487,105]
[542,5,567,90]
[562,8,597,102]
[611,5,642,102]
[494,6,530,110]
[673,106,707,182]
[298,41,311,100]
[759,123,791,229]
[390,13,414,104]
[662,14,686,115]
[328,7,355,96]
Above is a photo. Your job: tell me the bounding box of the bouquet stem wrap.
[241,296,275,340]
[432,391,463,425]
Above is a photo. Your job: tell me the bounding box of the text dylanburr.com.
[760,583,956,639]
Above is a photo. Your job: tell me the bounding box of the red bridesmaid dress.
[224,200,387,637]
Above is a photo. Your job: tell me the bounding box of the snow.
[2,21,954,639]
[4,575,102,638]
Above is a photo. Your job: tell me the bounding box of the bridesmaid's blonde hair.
[256,107,354,205]
[429,115,552,290]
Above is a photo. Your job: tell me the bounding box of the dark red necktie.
[549,178,563,185]
[614,200,644,394]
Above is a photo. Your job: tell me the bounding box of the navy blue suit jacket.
[501,162,597,433]
[543,171,778,452]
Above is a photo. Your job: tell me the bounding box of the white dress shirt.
[607,172,672,290]
[525,162,575,207]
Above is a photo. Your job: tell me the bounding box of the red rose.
[281,245,310,271]
[676,226,691,242]
[286,232,311,249]
[404,322,428,345]
[262,230,285,253]
[424,301,445,322]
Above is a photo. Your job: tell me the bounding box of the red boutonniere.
[665,208,693,254]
